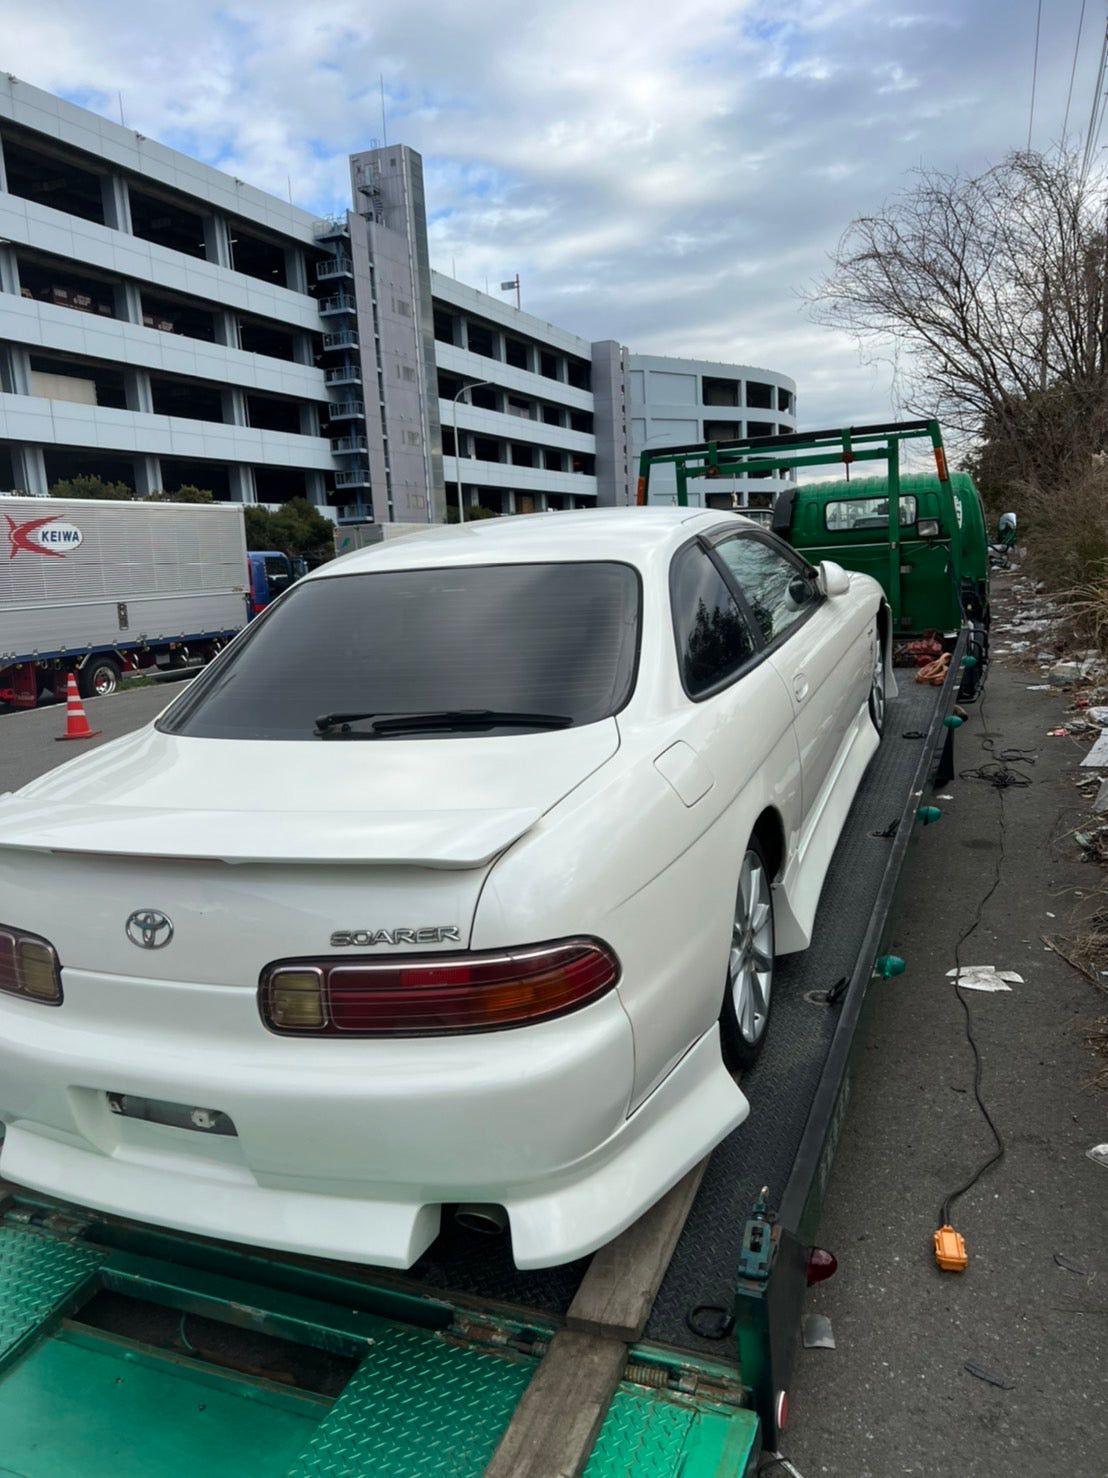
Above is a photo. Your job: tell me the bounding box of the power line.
[1062,0,1088,142]
[1028,0,1044,150]
[1081,17,1108,179]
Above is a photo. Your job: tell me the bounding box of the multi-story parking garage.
[629,355,797,508]
[0,76,796,524]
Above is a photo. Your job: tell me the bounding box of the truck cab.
[246,551,302,618]
[637,419,990,699]
[772,468,990,694]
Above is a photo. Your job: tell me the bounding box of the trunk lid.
[0,720,619,983]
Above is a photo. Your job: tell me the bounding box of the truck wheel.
[868,626,886,736]
[78,657,121,699]
[720,840,776,1073]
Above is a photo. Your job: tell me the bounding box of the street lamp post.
[451,379,493,523]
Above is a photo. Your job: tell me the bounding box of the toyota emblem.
[125,909,174,949]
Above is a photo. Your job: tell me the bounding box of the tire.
[868,625,886,736]
[78,656,121,699]
[720,840,776,1073]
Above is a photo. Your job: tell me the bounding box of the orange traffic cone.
[56,672,102,742]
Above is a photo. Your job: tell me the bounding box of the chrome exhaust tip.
[455,1202,508,1236]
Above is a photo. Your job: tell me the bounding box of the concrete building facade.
[629,354,797,509]
[0,76,796,524]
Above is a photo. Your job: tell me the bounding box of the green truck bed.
[0,1200,759,1478]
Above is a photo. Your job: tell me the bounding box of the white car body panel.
[0,507,885,1269]
[5,720,619,866]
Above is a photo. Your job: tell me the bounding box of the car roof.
[317,507,763,577]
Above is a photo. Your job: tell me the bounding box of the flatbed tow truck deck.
[0,662,963,1478]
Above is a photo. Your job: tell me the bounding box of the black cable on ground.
[937,684,1009,1242]
[959,760,1032,789]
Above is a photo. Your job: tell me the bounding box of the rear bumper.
[0,973,748,1268]
[0,1028,747,1268]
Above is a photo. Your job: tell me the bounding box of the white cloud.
[1,0,1099,429]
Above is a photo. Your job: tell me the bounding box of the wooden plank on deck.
[484,1327,626,1478]
[565,1158,709,1341]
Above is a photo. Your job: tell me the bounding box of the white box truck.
[0,497,251,708]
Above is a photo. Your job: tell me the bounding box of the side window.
[264,556,292,596]
[714,536,816,645]
[670,544,755,697]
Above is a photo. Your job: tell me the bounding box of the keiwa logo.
[5,515,84,558]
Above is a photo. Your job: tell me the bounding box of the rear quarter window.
[670,544,755,698]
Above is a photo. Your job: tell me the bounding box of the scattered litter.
[1081,730,1108,768]
[1026,684,1051,690]
[1048,727,1071,738]
[1092,778,1108,815]
[1046,912,1056,918]
[1090,707,1108,725]
[1053,1252,1087,1275]
[801,1314,836,1349]
[937,793,955,800]
[964,1361,1015,1390]
[1071,826,1108,859]
[946,966,1023,992]
[1086,1144,1108,1170]
[758,1457,806,1478]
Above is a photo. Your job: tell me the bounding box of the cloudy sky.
[2,0,1102,428]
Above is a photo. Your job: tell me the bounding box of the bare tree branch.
[808,151,1108,489]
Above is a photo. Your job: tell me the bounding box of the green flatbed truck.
[0,461,972,1472]
[637,419,990,699]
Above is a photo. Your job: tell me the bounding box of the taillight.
[260,938,619,1036]
[806,1246,838,1284]
[0,923,63,1005]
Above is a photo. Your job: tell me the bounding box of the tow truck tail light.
[260,938,620,1036]
[0,924,63,1005]
[806,1246,838,1284]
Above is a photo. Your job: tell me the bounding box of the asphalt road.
[0,683,180,794]
[787,629,1107,1474]
[1,629,1104,1476]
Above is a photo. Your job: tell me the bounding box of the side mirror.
[816,560,851,598]
[786,573,816,610]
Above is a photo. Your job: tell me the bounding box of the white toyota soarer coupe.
[0,508,892,1269]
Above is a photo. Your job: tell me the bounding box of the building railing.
[316,256,354,280]
[319,295,357,316]
[323,329,359,350]
[329,401,366,420]
[335,466,371,487]
[325,365,362,385]
[332,435,369,454]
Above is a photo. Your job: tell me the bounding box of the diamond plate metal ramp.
[0,1223,105,1366]
[287,1324,535,1477]
[646,685,942,1355]
[584,1386,758,1478]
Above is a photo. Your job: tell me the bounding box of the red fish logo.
[6,514,74,558]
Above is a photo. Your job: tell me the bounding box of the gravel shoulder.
[787,571,1108,1477]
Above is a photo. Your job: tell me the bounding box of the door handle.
[794,674,809,701]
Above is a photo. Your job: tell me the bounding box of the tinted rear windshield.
[160,560,641,740]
